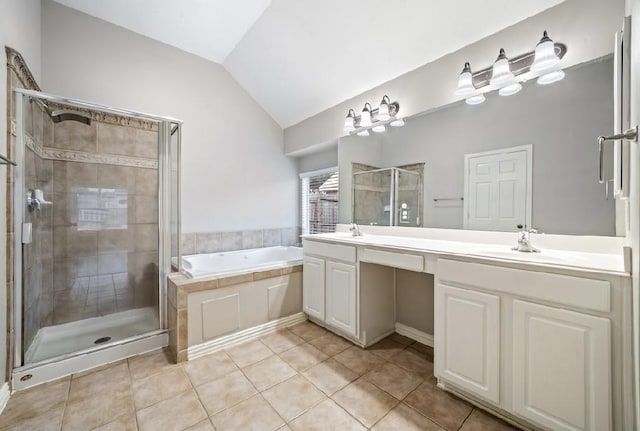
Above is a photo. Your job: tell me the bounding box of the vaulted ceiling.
[52,0,566,128]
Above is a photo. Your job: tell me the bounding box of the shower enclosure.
[12,89,181,388]
[353,167,423,226]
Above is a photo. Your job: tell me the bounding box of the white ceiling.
[52,0,272,63]
[53,0,566,128]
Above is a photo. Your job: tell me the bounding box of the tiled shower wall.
[47,114,160,325]
[21,102,54,350]
[181,227,300,255]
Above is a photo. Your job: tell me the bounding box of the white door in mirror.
[464,145,530,231]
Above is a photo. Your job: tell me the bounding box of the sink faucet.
[349,223,363,237]
[512,224,540,253]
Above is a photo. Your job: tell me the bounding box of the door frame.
[463,144,533,230]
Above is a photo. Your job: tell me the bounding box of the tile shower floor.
[0,321,519,431]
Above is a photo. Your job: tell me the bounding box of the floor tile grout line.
[123,359,141,431]
[399,400,447,431]
[457,407,475,431]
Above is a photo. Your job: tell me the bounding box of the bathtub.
[182,246,303,278]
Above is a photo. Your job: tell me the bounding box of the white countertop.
[302,230,629,277]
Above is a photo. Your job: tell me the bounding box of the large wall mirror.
[338,56,618,236]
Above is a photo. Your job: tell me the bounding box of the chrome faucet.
[512,224,540,253]
[349,223,363,237]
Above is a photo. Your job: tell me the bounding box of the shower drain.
[94,336,112,345]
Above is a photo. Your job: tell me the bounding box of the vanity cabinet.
[302,256,325,320]
[302,240,358,338]
[512,300,611,431]
[435,258,614,431]
[325,261,357,336]
[435,284,500,404]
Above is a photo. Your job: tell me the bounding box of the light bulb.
[372,124,386,133]
[490,49,515,85]
[378,96,390,121]
[531,31,560,72]
[498,82,522,96]
[390,118,405,127]
[357,129,370,137]
[537,69,565,85]
[360,103,372,127]
[465,94,486,105]
[454,63,476,96]
[343,109,355,132]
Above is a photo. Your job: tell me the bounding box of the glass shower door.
[395,168,423,227]
[352,169,392,226]
[16,92,169,366]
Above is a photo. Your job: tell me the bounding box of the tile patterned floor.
[0,321,520,431]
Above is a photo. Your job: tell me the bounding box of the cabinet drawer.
[303,240,356,263]
[360,248,424,272]
[437,259,610,313]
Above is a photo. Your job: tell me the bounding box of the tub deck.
[167,263,302,363]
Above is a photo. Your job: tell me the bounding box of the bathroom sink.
[463,247,574,264]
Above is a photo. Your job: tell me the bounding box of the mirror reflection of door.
[464,145,532,231]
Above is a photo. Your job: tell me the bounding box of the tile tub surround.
[167,264,303,363]
[181,227,301,255]
[0,322,519,431]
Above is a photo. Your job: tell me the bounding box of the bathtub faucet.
[349,223,363,237]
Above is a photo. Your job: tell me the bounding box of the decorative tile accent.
[44,147,157,169]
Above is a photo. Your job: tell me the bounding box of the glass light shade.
[465,94,486,105]
[343,115,355,132]
[498,82,522,96]
[537,69,565,85]
[360,108,372,128]
[530,31,560,72]
[378,101,390,121]
[357,129,370,137]
[390,118,405,127]
[454,63,476,96]
[372,124,386,133]
[490,49,515,85]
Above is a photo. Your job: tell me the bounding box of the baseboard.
[395,322,434,347]
[188,312,308,360]
[0,383,9,415]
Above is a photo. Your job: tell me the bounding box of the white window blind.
[300,168,339,235]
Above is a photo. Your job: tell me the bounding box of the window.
[300,168,339,235]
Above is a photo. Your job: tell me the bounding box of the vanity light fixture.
[342,95,403,136]
[454,30,566,105]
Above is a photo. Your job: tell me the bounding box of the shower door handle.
[22,223,32,244]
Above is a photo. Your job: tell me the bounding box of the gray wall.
[0,0,42,383]
[396,270,434,336]
[340,58,615,236]
[41,0,298,234]
[296,144,338,174]
[284,0,624,156]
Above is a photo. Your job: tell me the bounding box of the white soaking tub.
[182,246,303,278]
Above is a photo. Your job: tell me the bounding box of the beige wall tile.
[98,164,136,192]
[52,121,97,152]
[221,231,243,251]
[134,129,159,159]
[97,122,136,156]
[53,160,98,193]
[135,167,158,196]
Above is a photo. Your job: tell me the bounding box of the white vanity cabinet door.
[325,261,357,337]
[512,300,611,431]
[435,283,501,404]
[303,256,325,321]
